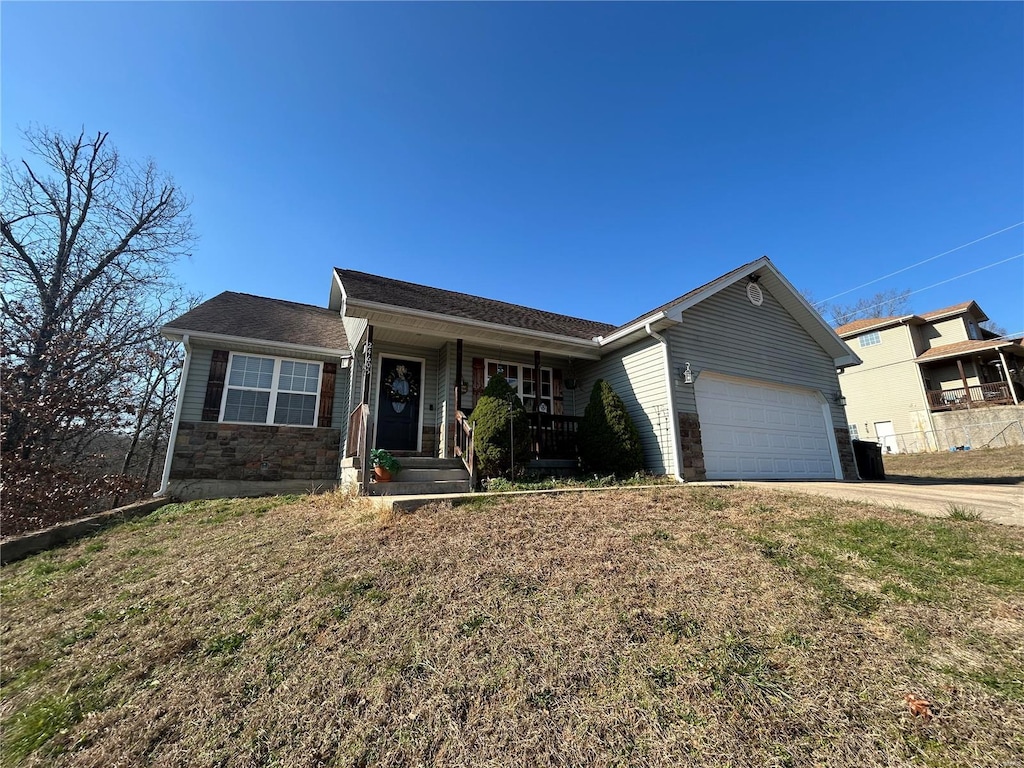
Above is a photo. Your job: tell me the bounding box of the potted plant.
[369,448,401,483]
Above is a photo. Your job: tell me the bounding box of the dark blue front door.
[376,357,421,451]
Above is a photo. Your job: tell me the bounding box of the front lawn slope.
[2,489,1022,767]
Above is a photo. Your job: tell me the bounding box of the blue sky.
[3,2,1022,332]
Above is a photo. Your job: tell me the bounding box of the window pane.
[274,392,316,426]
[228,355,275,389]
[224,388,270,423]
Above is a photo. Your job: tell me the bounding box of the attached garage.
[694,372,841,480]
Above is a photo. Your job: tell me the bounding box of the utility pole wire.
[816,222,1024,306]
[833,253,1023,324]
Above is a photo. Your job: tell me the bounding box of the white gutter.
[155,334,192,497]
[595,311,668,347]
[160,326,351,362]
[644,322,685,483]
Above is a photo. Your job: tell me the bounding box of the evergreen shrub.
[578,379,644,475]
[471,374,531,478]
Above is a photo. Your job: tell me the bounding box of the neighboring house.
[157,256,862,499]
[835,301,1024,453]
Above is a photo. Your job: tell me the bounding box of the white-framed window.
[221,353,322,427]
[485,359,553,412]
[859,331,881,348]
[849,423,860,440]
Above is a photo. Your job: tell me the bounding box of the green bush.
[578,379,644,475]
[472,374,531,478]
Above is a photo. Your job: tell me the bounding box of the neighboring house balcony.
[916,337,1024,413]
[925,381,1015,411]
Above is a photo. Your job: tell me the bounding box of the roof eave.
[345,297,606,353]
[161,326,352,359]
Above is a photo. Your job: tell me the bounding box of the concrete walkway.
[742,480,1024,527]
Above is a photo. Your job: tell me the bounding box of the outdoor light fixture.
[680,362,694,384]
[834,392,847,406]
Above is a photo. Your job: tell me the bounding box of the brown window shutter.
[202,350,230,421]
[472,357,485,406]
[318,362,337,428]
[552,368,563,415]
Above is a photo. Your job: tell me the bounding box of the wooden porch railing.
[454,410,478,489]
[927,382,1014,411]
[345,404,372,493]
[527,412,580,460]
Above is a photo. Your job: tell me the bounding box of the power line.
[832,253,1024,324]
[816,221,1024,306]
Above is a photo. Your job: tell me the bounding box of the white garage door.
[694,373,840,480]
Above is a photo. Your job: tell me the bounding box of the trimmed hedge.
[472,374,531,478]
[578,379,644,475]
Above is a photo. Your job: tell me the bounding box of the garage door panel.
[695,374,838,480]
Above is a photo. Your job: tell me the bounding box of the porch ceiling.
[354,306,603,359]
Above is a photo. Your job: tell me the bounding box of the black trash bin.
[851,439,885,481]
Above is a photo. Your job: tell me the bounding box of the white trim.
[161,326,350,360]
[373,353,427,452]
[219,352,323,428]
[484,358,554,411]
[594,312,669,346]
[346,297,604,351]
[644,323,684,482]
[156,334,192,497]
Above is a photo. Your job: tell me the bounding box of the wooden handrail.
[454,410,478,489]
[345,404,372,494]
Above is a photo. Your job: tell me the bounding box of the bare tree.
[827,289,912,326]
[1,127,194,533]
[981,320,1008,337]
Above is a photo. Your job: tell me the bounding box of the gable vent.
[746,282,764,307]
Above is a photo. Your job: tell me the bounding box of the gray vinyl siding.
[180,343,350,431]
[576,339,675,475]
[669,281,847,432]
[180,346,213,421]
[331,366,351,433]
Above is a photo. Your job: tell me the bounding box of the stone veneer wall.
[677,412,707,482]
[170,421,341,483]
[833,427,859,480]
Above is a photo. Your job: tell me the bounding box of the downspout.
[645,323,685,482]
[155,334,192,497]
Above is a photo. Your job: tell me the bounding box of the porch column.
[361,324,374,405]
[455,338,464,412]
[999,349,1019,405]
[533,351,542,459]
[533,351,542,411]
[956,358,971,409]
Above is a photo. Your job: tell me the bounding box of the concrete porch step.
[394,468,469,482]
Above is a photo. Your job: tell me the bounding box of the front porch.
[926,382,1016,411]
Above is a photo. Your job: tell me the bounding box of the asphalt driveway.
[743,479,1024,526]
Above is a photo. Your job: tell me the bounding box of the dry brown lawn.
[2,487,1023,767]
[883,444,1024,483]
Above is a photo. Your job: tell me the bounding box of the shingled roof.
[915,337,1024,362]
[164,292,350,352]
[834,316,906,337]
[335,268,615,341]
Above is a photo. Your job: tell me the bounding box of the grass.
[882,444,1023,482]
[2,487,1023,767]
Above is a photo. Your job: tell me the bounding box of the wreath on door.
[384,365,418,405]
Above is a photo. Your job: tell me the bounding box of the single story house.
[156,256,862,499]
